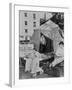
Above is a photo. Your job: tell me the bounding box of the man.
[49,41,64,67]
[49,41,64,77]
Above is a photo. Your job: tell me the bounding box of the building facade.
[19,10,52,41]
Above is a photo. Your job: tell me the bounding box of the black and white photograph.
[19,10,64,79]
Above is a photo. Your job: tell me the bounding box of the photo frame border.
[9,3,70,87]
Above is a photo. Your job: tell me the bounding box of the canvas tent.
[39,20,63,53]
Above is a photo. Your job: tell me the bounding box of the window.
[33,22,36,27]
[25,29,28,33]
[33,13,36,19]
[24,13,27,17]
[25,21,27,25]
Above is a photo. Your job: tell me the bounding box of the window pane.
[33,22,36,27]
[33,14,36,19]
[25,29,28,33]
[24,13,27,17]
[25,21,27,25]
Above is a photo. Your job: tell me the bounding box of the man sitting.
[49,41,64,68]
[48,41,64,77]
